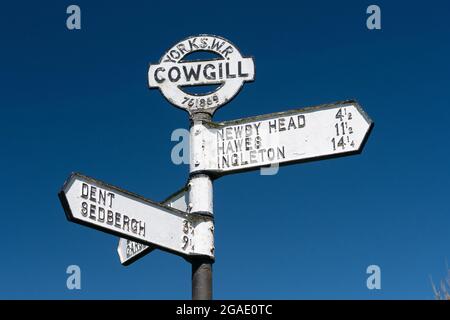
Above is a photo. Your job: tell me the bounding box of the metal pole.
[192,258,213,300]
[189,112,214,300]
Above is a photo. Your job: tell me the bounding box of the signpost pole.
[189,112,214,300]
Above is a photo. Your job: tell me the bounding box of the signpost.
[59,173,213,259]
[117,185,189,266]
[190,100,373,176]
[59,34,373,300]
[148,35,254,115]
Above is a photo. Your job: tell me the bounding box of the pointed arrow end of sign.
[358,119,374,155]
[58,187,73,223]
[58,172,82,223]
[352,100,375,155]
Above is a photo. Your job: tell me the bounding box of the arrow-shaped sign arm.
[59,173,214,260]
[190,100,374,177]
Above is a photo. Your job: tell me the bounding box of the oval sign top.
[148,35,255,115]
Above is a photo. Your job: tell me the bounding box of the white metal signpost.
[190,101,372,176]
[59,174,213,258]
[148,35,255,115]
[59,34,373,300]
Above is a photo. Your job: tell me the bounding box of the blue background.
[1,0,449,299]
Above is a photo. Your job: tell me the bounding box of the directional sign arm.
[59,173,214,260]
[117,239,155,266]
[190,100,373,177]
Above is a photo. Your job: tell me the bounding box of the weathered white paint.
[188,175,213,215]
[190,101,373,175]
[60,174,213,259]
[117,186,189,265]
[148,35,254,115]
[188,115,215,260]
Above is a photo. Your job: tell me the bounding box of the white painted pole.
[189,112,214,300]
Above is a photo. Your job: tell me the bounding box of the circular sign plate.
[148,35,255,115]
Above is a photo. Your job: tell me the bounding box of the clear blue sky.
[1,0,449,299]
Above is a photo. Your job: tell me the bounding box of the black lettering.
[123,215,130,232]
[250,150,257,164]
[210,38,225,52]
[131,219,138,234]
[267,148,275,161]
[221,155,229,168]
[199,37,208,48]
[254,123,261,135]
[234,126,243,139]
[218,63,223,79]
[203,64,216,80]
[217,129,224,141]
[107,210,114,225]
[255,136,262,149]
[154,67,165,83]
[277,146,286,159]
[99,189,106,206]
[225,127,233,140]
[269,120,277,134]
[98,207,105,222]
[245,137,252,151]
[107,193,115,208]
[258,149,266,162]
[115,212,121,228]
[231,153,238,166]
[168,67,181,82]
[89,204,96,220]
[245,125,252,137]
[139,221,146,237]
[188,38,198,51]
[287,117,297,130]
[81,183,89,199]
[222,45,233,58]
[169,49,181,60]
[89,186,96,202]
[217,140,224,154]
[298,115,306,128]
[279,118,286,131]
[225,62,236,78]
[234,139,243,152]
[81,202,88,217]
[183,64,201,82]
[237,61,248,77]
[176,43,188,55]
[225,141,234,154]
